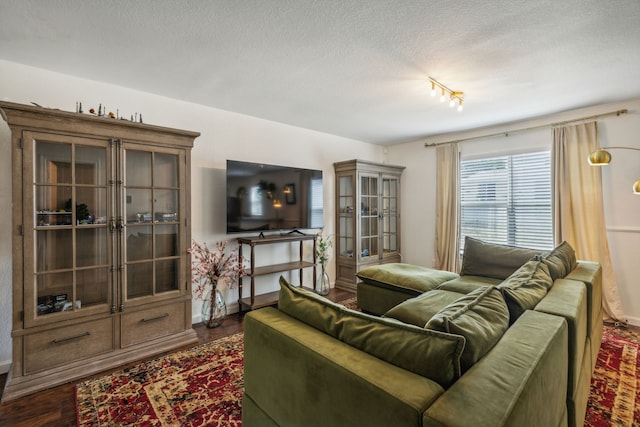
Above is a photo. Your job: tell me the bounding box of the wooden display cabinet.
[0,101,200,402]
[333,159,405,290]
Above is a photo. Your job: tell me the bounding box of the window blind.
[459,150,553,252]
[309,178,324,228]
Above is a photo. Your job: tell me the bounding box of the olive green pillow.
[543,241,577,281]
[277,276,465,388]
[356,263,459,293]
[497,257,553,324]
[426,286,510,372]
[384,289,465,328]
[460,236,541,280]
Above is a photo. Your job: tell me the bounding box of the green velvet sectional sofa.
[243,238,602,427]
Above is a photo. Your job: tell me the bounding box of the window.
[249,186,263,216]
[309,178,323,228]
[459,150,553,251]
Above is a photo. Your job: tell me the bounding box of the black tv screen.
[226,160,324,234]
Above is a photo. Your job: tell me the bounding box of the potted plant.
[190,240,246,327]
[316,232,332,295]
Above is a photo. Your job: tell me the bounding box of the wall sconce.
[588,147,640,194]
[429,77,464,112]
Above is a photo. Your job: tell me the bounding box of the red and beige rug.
[585,325,639,426]
[75,306,638,427]
[75,333,243,427]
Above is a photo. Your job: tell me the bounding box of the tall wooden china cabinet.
[0,102,199,401]
[333,160,405,290]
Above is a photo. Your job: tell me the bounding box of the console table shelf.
[237,234,317,311]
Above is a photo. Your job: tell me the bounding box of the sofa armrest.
[423,310,568,427]
[244,307,444,427]
[565,261,602,334]
[535,278,587,398]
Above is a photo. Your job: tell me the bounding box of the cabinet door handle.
[52,331,90,344]
[141,313,169,322]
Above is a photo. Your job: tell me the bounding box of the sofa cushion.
[356,263,459,293]
[460,236,541,280]
[543,241,578,281]
[277,276,465,388]
[425,286,510,372]
[497,257,553,324]
[383,289,465,328]
[436,275,500,294]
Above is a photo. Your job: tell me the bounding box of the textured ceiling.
[1,0,640,144]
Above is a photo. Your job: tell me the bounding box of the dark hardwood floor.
[0,288,354,427]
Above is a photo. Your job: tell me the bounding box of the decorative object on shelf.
[200,287,227,329]
[284,183,296,204]
[75,101,144,122]
[428,77,464,111]
[316,232,332,296]
[587,146,640,194]
[190,240,246,328]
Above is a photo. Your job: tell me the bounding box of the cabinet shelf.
[239,290,280,311]
[237,234,317,311]
[249,260,316,277]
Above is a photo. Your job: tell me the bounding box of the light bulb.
[457,102,463,112]
[449,99,456,108]
[440,89,446,102]
[430,82,436,97]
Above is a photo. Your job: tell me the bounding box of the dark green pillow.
[436,276,500,294]
[426,286,510,372]
[543,241,577,281]
[384,290,465,328]
[356,263,459,293]
[497,257,553,324]
[277,276,465,388]
[460,236,541,280]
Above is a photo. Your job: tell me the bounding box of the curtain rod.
[424,109,628,148]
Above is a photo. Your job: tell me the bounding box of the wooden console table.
[237,234,317,311]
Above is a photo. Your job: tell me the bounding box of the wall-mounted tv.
[226,160,324,234]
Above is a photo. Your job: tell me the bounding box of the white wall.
[387,98,640,326]
[0,60,384,371]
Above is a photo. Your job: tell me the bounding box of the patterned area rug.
[585,325,639,426]
[75,333,243,427]
[75,298,639,427]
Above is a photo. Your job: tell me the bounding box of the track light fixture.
[429,77,464,112]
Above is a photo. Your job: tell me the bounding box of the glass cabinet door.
[359,173,379,260]
[382,175,399,256]
[27,133,110,325]
[123,148,182,301]
[337,175,355,259]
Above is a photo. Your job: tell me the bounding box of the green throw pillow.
[460,236,542,280]
[277,276,465,388]
[426,286,510,372]
[543,241,577,281]
[384,289,465,328]
[356,263,459,293]
[497,257,553,324]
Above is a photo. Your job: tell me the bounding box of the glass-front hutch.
[333,160,405,290]
[1,101,199,402]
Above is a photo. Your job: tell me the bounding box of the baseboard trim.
[0,359,10,375]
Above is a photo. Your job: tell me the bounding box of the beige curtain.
[435,143,460,272]
[552,121,627,324]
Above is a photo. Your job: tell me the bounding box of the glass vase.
[201,285,227,328]
[317,264,331,296]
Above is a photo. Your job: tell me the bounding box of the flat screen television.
[226,160,324,234]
